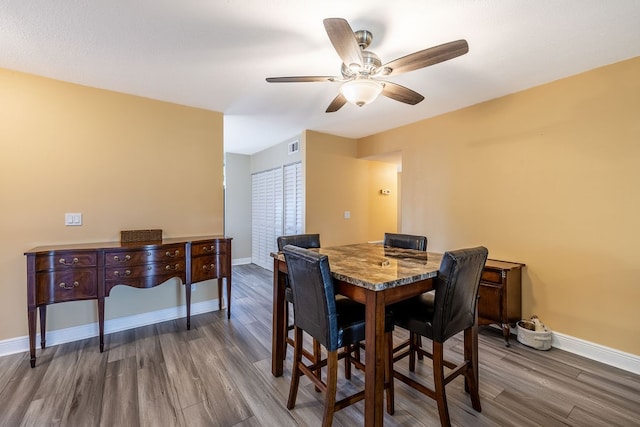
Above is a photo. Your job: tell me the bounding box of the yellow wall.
[0,68,224,340]
[358,57,640,355]
[304,130,397,247]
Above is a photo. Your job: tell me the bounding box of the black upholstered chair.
[390,246,488,427]
[282,245,394,426]
[278,234,321,252]
[277,234,321,361]
[383,232,428,251]
[383,232,429,358]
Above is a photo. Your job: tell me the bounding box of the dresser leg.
[28,307,37,368]
[186,283,192,330]
[98,298,105,352]
[226,277,232,320]
[39,305,47,349]
[502,323,511,347]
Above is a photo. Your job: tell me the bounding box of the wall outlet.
[344,211,351,219]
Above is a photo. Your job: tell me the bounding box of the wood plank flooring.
[1,263,638,426]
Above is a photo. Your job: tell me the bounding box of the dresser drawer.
[480,268,503,285]
[105,261,185,281]
[191,240,227,256]
[35,252,97,271]
[191,256,218,282]
[105,244,184,267]
[36,269,98,304]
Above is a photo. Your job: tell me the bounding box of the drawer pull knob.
[59,257,79,266]
[166,250,180,258]
[202,264,215,272]
[165,264,180,271]
[113,255,131,262]
[203,245,215,252]
[114,270,132,277]
[59,281,79,290]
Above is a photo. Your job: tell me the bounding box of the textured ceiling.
[1,1,639,155]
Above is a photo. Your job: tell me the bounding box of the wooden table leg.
[465,307,480,393]
[472,320,479,389]
[364,290,385,427]
[271,258,286,377]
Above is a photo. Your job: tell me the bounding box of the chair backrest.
[282,245,340,351]
[277,234,321,251]
[383,233,427,251]
[432,246,488,342]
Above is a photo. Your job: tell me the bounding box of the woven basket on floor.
[516,320,552,350]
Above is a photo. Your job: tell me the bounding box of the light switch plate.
[65,213,82,226]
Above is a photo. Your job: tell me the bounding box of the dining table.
[271,243,442,427]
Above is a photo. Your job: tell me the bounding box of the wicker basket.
[516,320,552,350]
[120,229,163,243]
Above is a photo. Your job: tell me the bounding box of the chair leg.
[313,338,322,390]
[409,332,417,372]
[385,332,395,415]
[344,344,352,379]
[287,327,303,409]
[416,335,424,360]
[464,327,481,411]
[432,341,451,427]
[322,351,338,427]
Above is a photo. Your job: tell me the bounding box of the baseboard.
[551,331,640,375]
[0,298,220,358]
[493,324,640,375]
[2,302,639,375]
[232,257,252,266]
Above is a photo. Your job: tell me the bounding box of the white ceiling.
[2,1,639,155]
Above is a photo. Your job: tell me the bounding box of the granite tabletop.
[273,243,441,291]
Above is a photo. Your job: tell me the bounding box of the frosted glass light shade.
[340,79,384,107]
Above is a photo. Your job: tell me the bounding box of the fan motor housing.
[341,50,381,78]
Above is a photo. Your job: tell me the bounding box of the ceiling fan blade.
[323,18,363,69]
[326,93,347,113]
[381,81,425,105]
[381,40,469,76]
[266,76,336,83]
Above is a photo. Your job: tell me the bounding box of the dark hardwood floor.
[1,263,638,426]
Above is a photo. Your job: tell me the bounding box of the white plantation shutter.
[251,167,283,270]
[251,172,263,267]
[283,161,303,236]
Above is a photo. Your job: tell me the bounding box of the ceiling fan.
[266,18,469,113]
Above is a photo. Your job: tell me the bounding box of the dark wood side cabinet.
[25,236,232,367]
[478,259,525,346]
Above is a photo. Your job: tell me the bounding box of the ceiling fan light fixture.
[267,18,467,113]
[340,78,384,107]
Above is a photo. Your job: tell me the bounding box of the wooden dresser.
[478,259,525,346]
[25,235,232,367]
